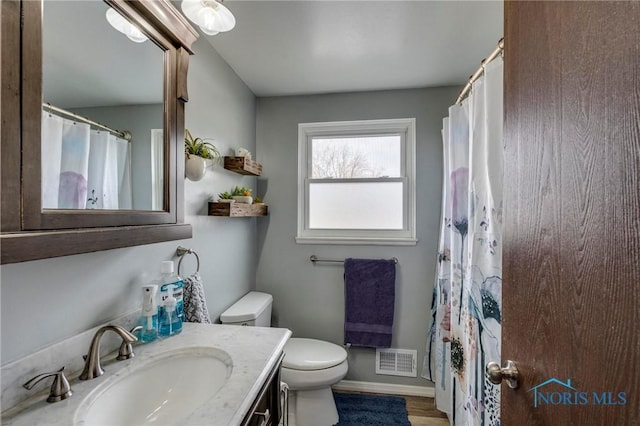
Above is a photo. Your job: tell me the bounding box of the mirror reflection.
[42,0,164,211]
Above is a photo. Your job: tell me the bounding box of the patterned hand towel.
[344,258,396,348]
[183,272,211,323]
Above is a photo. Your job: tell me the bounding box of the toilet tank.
[220,291,273,327]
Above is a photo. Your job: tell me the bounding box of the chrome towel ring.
[176,246,200,276]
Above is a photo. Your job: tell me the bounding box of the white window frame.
[296,118,417,245]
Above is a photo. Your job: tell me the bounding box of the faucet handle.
[23,367,72,403]
[117,325,143,360]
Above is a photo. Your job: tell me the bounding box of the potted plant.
[231,186,253,204]
[217,191,235,203]
[184,129,221,181]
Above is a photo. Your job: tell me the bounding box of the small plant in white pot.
[231,186,253,204]
[184,129,221,181]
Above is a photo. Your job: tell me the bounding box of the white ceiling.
[203,1,504,97]
[43,1,503,106]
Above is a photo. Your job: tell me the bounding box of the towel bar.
[176,246,200,275]
[309,255,398,264]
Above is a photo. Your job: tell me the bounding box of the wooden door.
[502,1,640,424]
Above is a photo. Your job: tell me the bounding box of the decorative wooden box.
[208,202,268,217]
[223,156,262,176]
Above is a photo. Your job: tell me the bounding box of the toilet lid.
[283,338,347,371]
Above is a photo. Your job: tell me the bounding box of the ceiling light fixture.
[181,0,236,36]
[105,8,148,43]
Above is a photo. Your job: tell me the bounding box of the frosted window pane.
[311,136,401,178]
[309,182,403,229]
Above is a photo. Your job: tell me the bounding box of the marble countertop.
[2,323,291,426]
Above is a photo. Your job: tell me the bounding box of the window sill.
[295,236,418,246]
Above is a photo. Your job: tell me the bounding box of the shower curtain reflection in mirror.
[41,111,132,210]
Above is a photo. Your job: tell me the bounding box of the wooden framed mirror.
[0,0,198,264]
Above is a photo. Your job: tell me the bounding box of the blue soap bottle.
[158,261,184,325]
[159,284,182,337]
[139,284,158,343]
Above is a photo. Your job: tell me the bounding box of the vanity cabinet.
[242,353,284,426]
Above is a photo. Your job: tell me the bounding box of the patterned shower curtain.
[424,56,503,426]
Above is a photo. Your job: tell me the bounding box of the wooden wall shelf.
[208,202,268,217]
[223,156,262,176]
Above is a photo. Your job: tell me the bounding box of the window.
[297,119,417,245]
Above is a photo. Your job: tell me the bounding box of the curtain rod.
[454,38,504,105]
[42,103,132,141]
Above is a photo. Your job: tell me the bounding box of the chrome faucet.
[79,324,138,380]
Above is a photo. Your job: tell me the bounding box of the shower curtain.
[42,112,131,210]
[425,57,503,426]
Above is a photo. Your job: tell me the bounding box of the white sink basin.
[74,347,232,426]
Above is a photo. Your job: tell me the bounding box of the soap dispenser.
[159,284,182,337]
[139,285,158,343]
[158,261,184,325]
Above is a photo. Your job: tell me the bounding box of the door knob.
[486,360,520,389]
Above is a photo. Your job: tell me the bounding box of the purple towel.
[344,258,396,348]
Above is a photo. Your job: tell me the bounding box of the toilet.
[221,291,348,426]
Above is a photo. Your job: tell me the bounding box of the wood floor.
[404,395,449,426]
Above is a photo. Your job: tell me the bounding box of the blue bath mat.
[333,392,411,426]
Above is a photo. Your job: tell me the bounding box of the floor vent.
[375,348,417,377]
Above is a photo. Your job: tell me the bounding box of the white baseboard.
[332,380,436,398]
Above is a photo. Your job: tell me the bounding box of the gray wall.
[71,104,163,211]
[255,87,458,387]
[0,37,256,364]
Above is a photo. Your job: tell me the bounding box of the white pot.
[232,196,253,204]
[185,155,207,181]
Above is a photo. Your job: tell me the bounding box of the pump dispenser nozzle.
[159,284,181,337]
[164,285,177,312]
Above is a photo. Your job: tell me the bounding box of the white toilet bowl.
[281,338,348,426]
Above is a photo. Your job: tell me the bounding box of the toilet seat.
[281,360,348,391]
[283,338,347,371]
